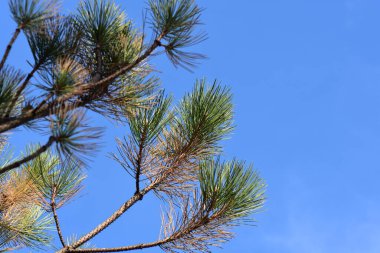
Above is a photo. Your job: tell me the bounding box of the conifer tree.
[0,0,266,252]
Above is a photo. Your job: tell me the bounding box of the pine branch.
[60,210,229,253]
[60,207,246,253]
[59,152,195,252]
[0,2,255,253]
[0,37,164,134]
[0,136,56,175]
[63,82,234,250]
[60,160,264,253]
[54,37,164,105]
[0,26,22,71]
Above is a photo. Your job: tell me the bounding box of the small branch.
[0,27,22,71]
[94,44,103,82]
[57,148,191,253]
[62,182,157,252]
[51,192,66,247]
[65,238,171,253]
[63,213,216,253]
[0,136,56,175]
[5,63,41,117]
[32,93,53,114]
[134,131,147,197]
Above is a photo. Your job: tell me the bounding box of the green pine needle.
[9,0,59,30]
[149,0,206,69]
[0,205,52,249]
[199,159,266,223]
[129,91,173,146]
[172,79,234,157]
[76,0,125,47]
[26,151,85,209]
[50,110,103,164]
[0,66,24,117]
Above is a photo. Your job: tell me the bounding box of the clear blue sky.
[1,0,380,252]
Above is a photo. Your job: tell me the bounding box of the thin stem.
[65,238,171,253]
[0,27,22,71]
[85,44,104,99]
[5,63,42,117]
[94,44,102,82]
[51,192,66,248]
[0,136,56,175]
[134,130,147,197]
[32,93,53,114]
[63,182,157,252]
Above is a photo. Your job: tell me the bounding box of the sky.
[1,0,380,252]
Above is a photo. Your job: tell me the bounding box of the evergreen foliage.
[0,0,266,252]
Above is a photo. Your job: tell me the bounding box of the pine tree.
[0,0,266,252]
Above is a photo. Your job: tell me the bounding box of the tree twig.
[5,62,42,117]
[59,182,158,253]
[134,130,147,198]
[0,136,56,175]
[65,238,171,253]
[32,93,53,115]
[0,27,22,71]
[51,191,66,248]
